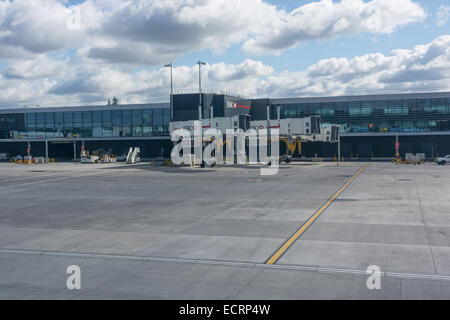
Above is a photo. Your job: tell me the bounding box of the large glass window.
[360,101,373,116]
[102,110,112,137]
[26,113,36,128]
[35,113,45,138]
[320,108,334,117]
[54,112,64,138]
[25,113,36,138]
[112,110,122,137]
[153,109,164,135]
[430,99,447,114]
[63,112,73,137]
[143,109,153,136]
[122,110,132,137]
[64,112,73,127]
[73,111,82,123]
[82,111,92,126]
[348,101,361,117]
[45,112,55,138]
[93,111,102,123]
[386,100,407,116]
[82,111,92,137]
[163,108,170,134]
[92,111,102,137]
[132,109,143,136]
[93,123,102,137]
[73,112,82,138]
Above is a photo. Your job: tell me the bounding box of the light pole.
[164,62,173,120]
[197,60,206,120]
[338,130,341,162]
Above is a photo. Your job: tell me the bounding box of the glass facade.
[1,95,450,140]
[0,107,170,139]
[275,98,450,133]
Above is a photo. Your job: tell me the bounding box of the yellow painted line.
[265,164,370,265]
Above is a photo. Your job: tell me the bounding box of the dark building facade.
[1,91,449,159]
[270,92,450,158]
[0,103,172,158]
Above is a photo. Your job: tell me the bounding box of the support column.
[73,141,77,160]
[338,131,341,162]
[45,140,48,159]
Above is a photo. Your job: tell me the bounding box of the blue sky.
[0,0,449,107]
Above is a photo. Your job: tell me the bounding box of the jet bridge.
[170,115,338,165]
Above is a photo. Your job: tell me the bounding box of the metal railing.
[173,89,251,100]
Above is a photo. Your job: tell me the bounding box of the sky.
[0,0,449,108]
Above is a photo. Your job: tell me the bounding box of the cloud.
[84,0,276,65]
[0,35,449,108]
[243,0,426,54]
[0,0,427,63]
[208,60,273,81]
[437,5,450,26]
[0,1,446,108]
[0,0,86,57]
[44,58,274,104]
[257,35,450,97]
[3,56,66,79]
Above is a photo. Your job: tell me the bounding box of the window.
[132,109,143,136]
[360,101,372,116]
[74,111,82,123]
[93,111,102,122]
[102,111,112,137]
[73,112,83,138]
[45,112,55,138]
[143,109,153,136]
[112,110,122,137]
[82,111,92,137]
[386,100,407,115]
[163,108,170,134]
[102,110,112,122]
[55,112,64,138]
[320,108,334,117]
[82,111,92,126]
[26,113,36,126]
[122,110,132,137]
[153,109,164,135]
[430,99,447,114]
[349,107,361,117]
[93,123,102,137]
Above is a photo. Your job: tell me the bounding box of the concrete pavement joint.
[2,248,450,282]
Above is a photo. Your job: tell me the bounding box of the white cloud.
[257,35,450,97]
[243,0,426,54]
[0,1,446,108]
[0,0,85,57]
[437,5,450,26]
[0,0,427,63]
[3,56,67,79]
[1,36,449,108]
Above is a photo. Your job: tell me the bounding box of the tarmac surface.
[0,160,449,299]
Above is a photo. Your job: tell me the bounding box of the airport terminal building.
[1,91,449,159]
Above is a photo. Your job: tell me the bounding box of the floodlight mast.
[164,62,173,120]
[197,61,206,120]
